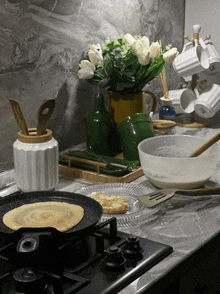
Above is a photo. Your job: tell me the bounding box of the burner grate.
[1,267,90,294]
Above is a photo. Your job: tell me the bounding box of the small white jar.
[13,128,59,192]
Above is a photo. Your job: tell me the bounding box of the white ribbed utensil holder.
[13,128,59,192]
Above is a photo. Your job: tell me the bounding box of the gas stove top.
[0,217,172,294]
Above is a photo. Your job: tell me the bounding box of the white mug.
[169,89,196,114]
[194,83,220,118]
[200,38,220,65]
[172,41,210,78]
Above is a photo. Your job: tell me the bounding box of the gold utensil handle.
[179,187,220,196]
[190,131,220,157]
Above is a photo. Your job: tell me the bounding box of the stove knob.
[11,267,47,293]
[104,246,126,269]
[121,235,143,257]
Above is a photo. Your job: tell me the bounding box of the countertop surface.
[1,123,220,294]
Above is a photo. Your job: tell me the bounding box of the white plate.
[75,183,158,227]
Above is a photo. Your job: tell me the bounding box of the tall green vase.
[86,94,116,156]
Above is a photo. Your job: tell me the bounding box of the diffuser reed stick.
[158,40,169,99]
[159,68,169,99]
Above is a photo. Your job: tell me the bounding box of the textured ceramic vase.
[86,94,115,156]
[13,128,59,192]
[117,113,154,161]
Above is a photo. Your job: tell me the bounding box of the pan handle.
[16,230,57,253]
[17,228,62,251]
[0,228,62,265]
[2,227,60,253]
[17,235,39,253]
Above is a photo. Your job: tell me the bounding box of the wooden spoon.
[9,99,29,135]
[37,99,55,136]
[189,131,220,157]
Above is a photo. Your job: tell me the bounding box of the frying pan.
[0,191,103,240]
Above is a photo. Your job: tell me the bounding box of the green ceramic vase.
[86,94,115,156]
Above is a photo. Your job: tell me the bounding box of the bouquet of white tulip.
[78,33,178,95]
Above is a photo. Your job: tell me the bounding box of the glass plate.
[75,183,158,227]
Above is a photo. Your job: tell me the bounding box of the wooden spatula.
[9,99,29,135]
[37,99,55,136]
[138,187,220,207]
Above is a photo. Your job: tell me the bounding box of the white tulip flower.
[88,43,103,66]
[138,49,150,65]
[132,36,150,66]
[79,60,96,70]
[78,60,95,79]
[149,41,161,59]
[132,40,144,56]
[140,36,150,49]
[123,33,135,46]
[163,47,179,64]
[132,37,150,56]
[78,67,95,79]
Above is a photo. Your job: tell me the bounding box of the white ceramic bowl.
[138,135,219,189]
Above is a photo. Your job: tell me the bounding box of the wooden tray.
[59,154,144,183]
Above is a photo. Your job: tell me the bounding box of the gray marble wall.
[0,0,185,172]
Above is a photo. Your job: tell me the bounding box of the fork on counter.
[138,187,220,207]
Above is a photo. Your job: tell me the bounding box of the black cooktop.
[0,217,173,294]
